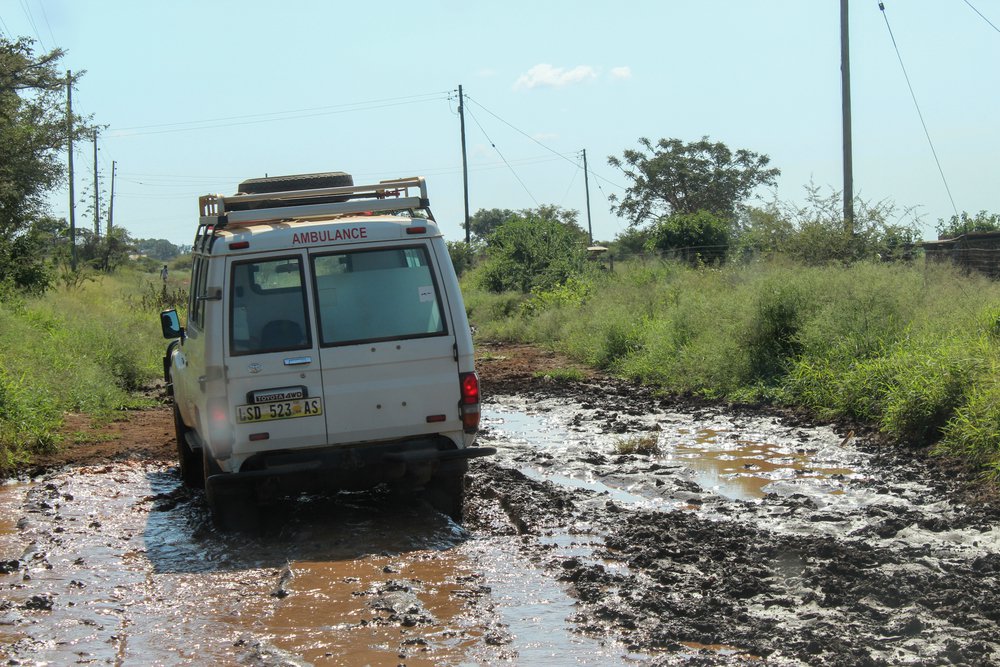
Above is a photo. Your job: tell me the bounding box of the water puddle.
[483,396,866,504]
[671,427,858,500]
[0,462,658,665]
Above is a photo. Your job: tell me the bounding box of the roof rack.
[198,177,433,229]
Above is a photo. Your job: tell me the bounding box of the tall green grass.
[0,270,169,471]
[464,259,1000,479]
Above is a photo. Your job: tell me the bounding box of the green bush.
[478,216,588,293]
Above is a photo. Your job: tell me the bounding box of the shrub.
[478,216,588,293]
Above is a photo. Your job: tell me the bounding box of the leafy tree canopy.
[467,208,515,240]
[468,204,585,242]
[0,37,90,240]
[646,210,729,264]
[935,211,1000,239]
[478,214,587,293]
[607,136,780,226]
[135,238,183,261]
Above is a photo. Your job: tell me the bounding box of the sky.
[2,0,998,246]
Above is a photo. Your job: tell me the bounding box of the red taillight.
[459,372,480,433]
[229,241,250,250]
[406,226,427,235]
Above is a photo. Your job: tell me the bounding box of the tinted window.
[229,257,310,355]
[312,247,447,346]
[188,256,209,329]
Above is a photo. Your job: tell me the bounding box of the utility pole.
[841,0,854,234]
[93,129,100,238]
[582,149,593,246]
[108,161,116,234]
[458,84,471,244]
[66,70,76,270]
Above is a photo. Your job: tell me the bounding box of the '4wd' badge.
[248,362,263,374]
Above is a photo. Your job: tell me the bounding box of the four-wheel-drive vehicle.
[159,172,493,530]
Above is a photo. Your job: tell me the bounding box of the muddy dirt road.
[2,344,999,665]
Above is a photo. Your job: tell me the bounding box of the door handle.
[283,356,313,366]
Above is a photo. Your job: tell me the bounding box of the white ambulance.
[159,172,492,530]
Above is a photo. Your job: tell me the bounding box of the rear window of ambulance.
[311,246,447,346]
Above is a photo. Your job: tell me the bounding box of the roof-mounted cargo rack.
[198,176,433,229]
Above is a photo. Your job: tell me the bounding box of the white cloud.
[610,66,633,80]
[513,64,597,91]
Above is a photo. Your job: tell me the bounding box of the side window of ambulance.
[312,246,447,346]
[229,257,311,355]
[188,257,209,330]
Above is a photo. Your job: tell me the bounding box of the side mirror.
[160,309,185,339]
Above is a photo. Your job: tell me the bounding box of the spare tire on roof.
[237,171,354,195]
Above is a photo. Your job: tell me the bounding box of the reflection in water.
[669,428,858,500]
[484,399,864,502]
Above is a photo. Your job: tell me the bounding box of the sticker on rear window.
[418,286,434,303]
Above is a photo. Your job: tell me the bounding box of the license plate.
[236,397,323,423]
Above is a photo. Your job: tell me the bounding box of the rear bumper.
[205,438,495,498]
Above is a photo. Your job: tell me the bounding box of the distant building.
[921,231,1000,279]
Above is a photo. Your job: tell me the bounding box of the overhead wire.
[36,0,57,47]
[464,94,627,193]
[878,1,959,217]
[110,92,451,136]
[962,0,1000,34]
[18,0,45,49]
[464,104,538,206]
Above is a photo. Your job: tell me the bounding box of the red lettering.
[291,227,368,245]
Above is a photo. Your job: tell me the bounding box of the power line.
[464,94,627,193]
[962,0,1000,34]
[878,2,959,217]
[18,0,44,49]
[464,105,538,206]
[36,0,57,47]
[110,91,450,135]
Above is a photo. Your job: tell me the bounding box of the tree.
[646,210,729,264]
[467,205,586,242]
[0,37,91,289]
[478,214,587,293]
[607,136,780,226]
[936,211,1000,239]
[135,238,183,260]
[467,208,515,240]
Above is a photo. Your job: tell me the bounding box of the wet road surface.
[2,378,999,665]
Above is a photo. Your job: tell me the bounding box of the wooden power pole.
[108,161,116,234]
[66,70,76,270]
[841,0,855,234]
[93,129,100,238]
[582,149,593,245]
[458,85,471,244]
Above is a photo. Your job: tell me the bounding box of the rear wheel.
[173,405,202,489]
[425,462,467,523]
[203,448,259,533]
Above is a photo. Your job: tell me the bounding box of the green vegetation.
[0,270,172,471]
[532,367,587,383]
[614,434,661,456]
[465,258,1000,481]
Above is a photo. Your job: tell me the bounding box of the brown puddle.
[252,551,484,666]
[670,427,858,499]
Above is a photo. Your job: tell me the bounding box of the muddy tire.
[425,462,467,522]
[203,449,259,533]
[174,405,202,489]
[237,172,353,194]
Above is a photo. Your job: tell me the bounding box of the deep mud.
[2,342,999,665]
